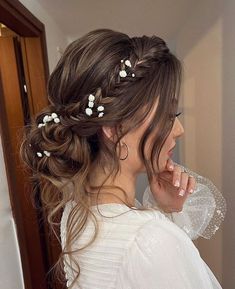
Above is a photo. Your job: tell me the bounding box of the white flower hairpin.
[34,112,59,157]
[84,58,135,118]
[38,112,60,128]
[85,94,104,118]
[29,144,51,158]
[119,59,135,78]
[36,150,51,158]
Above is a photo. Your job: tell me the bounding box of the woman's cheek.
[159,151,169,172]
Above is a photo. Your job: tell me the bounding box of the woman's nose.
[174,118,184,137]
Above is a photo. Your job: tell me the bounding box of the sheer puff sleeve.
[142,162,227,240]
[115,216,222,289]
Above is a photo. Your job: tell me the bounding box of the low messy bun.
[21,106,89,178]
[20,28,182,288]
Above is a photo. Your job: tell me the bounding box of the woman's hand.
[149,159,196,213]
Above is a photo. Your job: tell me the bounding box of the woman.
[20,28,226,289]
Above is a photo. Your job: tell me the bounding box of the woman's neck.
[87,165,137,206]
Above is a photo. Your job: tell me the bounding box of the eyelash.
[170,111,182,121]
[175,112,182,117]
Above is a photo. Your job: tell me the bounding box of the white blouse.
[60,165,226,289]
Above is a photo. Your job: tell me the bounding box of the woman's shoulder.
[61,199,168,223]
[134,210,195,248]
[115,212,216,289]
[60,200,192,243]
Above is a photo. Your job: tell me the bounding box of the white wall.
[0,135,25,289]
[176,0,235,287]
[221,1,235,287]
[19,0,68,72]
[177,16,223,281]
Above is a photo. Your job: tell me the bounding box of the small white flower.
[88,94,95,101]
[98,112,104,118]
[121,59,124,63]
[119,70,127,77]
[125,59,132,67]
[43,115,49,123]
[85,108,93,116]
[97,105,104,111]
[43,150,51,157]
[51,113,58,119]
[132,73,135,77]
[37,152,43,157]
[39,112,61,127]
[54,117,60,123]
[88,101,94,108]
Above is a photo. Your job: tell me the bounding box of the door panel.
[0,36,48,289]
[20,37,48,116]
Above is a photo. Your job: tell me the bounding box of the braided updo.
[20,28,182,288]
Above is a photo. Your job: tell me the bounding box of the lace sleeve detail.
[142,163,227,240]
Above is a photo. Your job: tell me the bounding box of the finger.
[172,165,183,188]
[166,158,174,171]
[177,172,189,197]
[186,175,196,194]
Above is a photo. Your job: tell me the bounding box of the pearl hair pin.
[29,143,51,158]
[33,112,60,158]
[36,150,51,157]
[85,94,104,117]
[119,59,135,78]
[38,112,60,128]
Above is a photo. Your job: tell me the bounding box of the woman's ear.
[102,126,117,142]
[102,124,123,143]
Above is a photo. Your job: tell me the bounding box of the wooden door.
[20,36,64,288]
[0,33,64,289]
[0,36,49,289]
[0,1,64,288]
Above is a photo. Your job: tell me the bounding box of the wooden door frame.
[0,1,52,289]
[0,0,49,79]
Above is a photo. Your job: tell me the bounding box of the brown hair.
[20,28,182,288]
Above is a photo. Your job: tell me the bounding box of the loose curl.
[20,28,182,288]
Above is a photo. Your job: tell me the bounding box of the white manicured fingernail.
[178,189,185,196]
[169,165,174,170]
[174,180,180,187]
[189,189,194,194]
